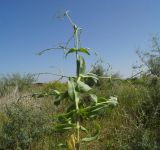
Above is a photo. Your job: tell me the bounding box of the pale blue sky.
[1,0,160,81]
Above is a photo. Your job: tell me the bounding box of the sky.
[0,0,160,82]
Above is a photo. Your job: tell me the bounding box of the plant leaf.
[54,123,76,131]
[68,78,75,100]
[77,80,92,92]
[80,125,88,133]
[77,56,86,76]
[74,90,80,107]
[81,125,100,142]
[80,73,98,83]
[79,99,118,118]
[53,90,60,95]
[80,73,98,80]
[90,94,97,104]
[65,48,77,57]
[97,96,118,106]
[54,91,68,106]
[78,48,90,55]
[55,109,76,122]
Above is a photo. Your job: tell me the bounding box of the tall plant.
[35,11,117,149]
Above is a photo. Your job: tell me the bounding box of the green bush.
[136,35,160,77]
[0,102,51,149]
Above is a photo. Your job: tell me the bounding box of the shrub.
[135,35,160,77]
[0,102,51,149]
[0,73,35,97]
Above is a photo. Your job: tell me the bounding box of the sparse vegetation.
[0,73,35,97]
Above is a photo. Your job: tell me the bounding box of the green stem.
[75,27,80,150]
